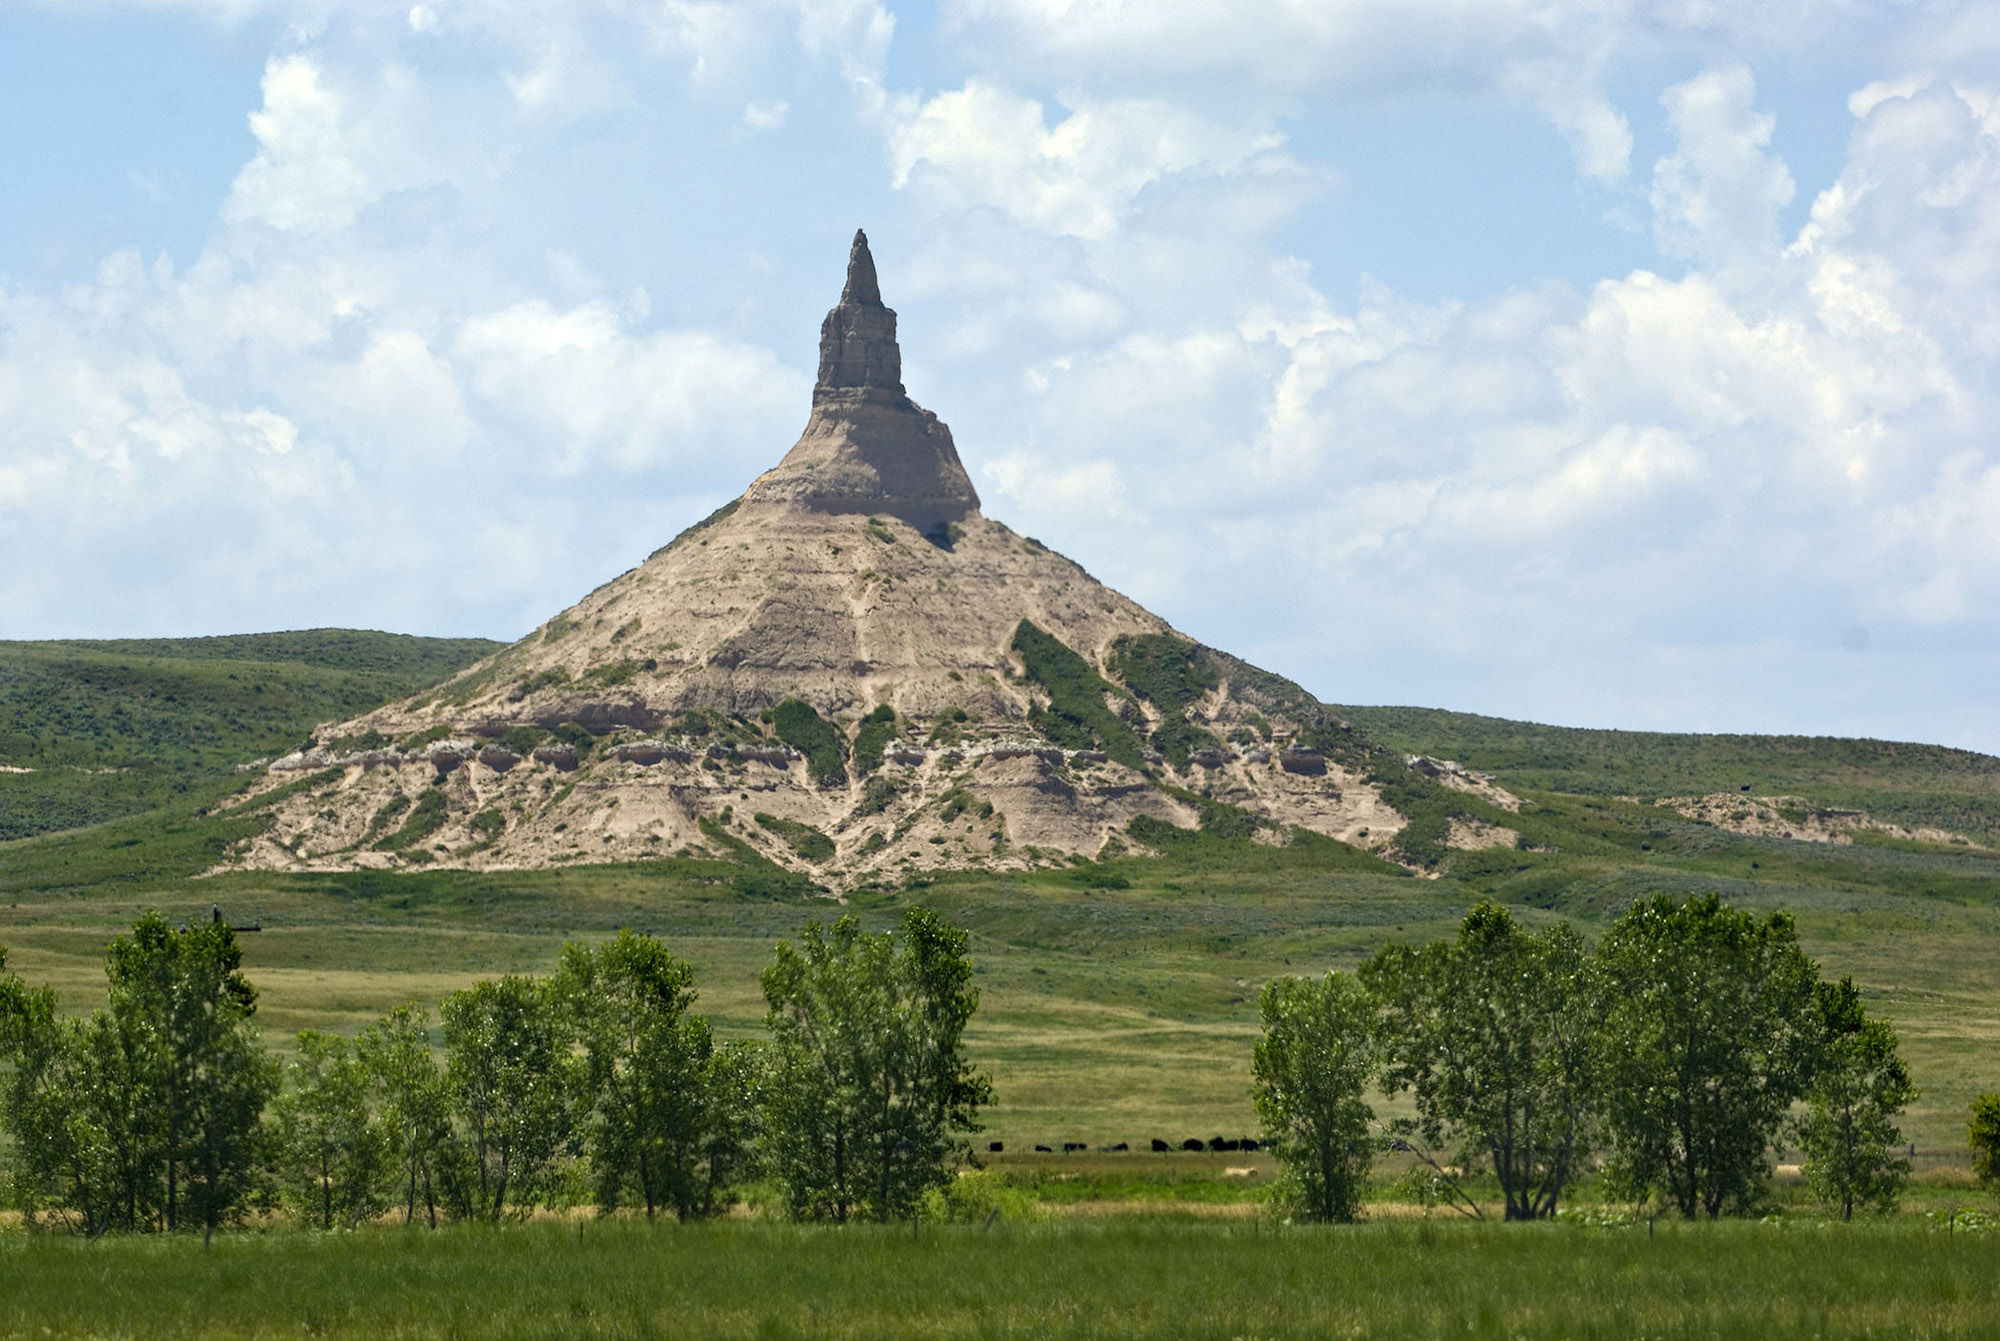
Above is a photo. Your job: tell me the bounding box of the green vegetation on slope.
[771,699,848,787]
[1108,634,1223,769]
[5,627,2000,1178]
[1011,621,1145,768]
[852,704,899,775]
[754,812,836,862]
[0,631,500,841]
[1335,704,2000,839]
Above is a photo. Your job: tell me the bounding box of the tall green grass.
[0,1218,1993,1338]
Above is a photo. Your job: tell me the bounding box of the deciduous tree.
[760,909,988,1222]
[1794,977,1914,1219]
[1362,903,1597,1219]
[1252,971,1376,1223]
[358,1004,454,1227]
[271,1030,391,1229]
[1969,1092,2000,1188]
[1594,894,1819,1218]
[441,975,581,1220]
[560,931,736,1219]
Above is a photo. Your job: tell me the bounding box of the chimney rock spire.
[745,229,979,532]
[841,228,883,305]
[816,228,903,398]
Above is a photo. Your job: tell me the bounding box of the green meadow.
[0,1217,1996,1339]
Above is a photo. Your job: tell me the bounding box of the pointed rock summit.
[745,230,979,534]
[231,234,1462,884]
[818,229,898,393]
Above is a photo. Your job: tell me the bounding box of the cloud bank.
[2,0,1998,750]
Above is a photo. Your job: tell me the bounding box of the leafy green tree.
[103,913,277,1241]
[1793,977,1914,1219]
[1594,894,1820,1218]
[358,1004,454,1227]
[441,975,581,1220]
[1362,903,1598,1220]
[271,1030,391,1229]
[0,916,276,1238]
[1252,971,1376,1223]
[0,951,104,1229]
[1970,1092,2000,1189]
[560,931,737,1219]
[0,987,152,1235]
[760,909,989,1222]
[695,1040,763,1214]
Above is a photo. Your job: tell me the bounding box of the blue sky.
[3,0,1999,752]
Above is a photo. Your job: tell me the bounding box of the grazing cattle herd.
[985,1138,1262,1155]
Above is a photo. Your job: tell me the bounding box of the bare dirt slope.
[228,233,1414,885]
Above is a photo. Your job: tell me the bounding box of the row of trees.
[0,908,987,1235]
[1254,894,1919,1222]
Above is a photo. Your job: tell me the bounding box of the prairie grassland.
[0,1217,1996,1339]
[2,832,1996,1155]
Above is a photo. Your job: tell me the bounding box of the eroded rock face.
[229,232,1414,883]
[816,229,903,396]
[743,230,979,535]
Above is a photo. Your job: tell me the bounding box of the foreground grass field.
[1,1218,1995,1338]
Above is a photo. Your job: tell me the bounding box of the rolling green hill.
[0,631,503,841]
[1332,704,2000,841]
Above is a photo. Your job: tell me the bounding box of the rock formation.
[227,233,1427,883]
[743,231,979,535]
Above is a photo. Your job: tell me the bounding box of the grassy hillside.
[0,631,501,841]
[1332,704,2000,839]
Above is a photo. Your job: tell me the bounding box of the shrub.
[398,724,453,752]
[365,794,411,839]
[920,1169,1041,1223]
[852,705,898,775]
[374,790,449,851]
[513,668,571,697]
[549,721,596,753]
[755,813,835,863]
[499,725,549,754]
[772,700,847,787]
[580,661,647,689]
[1010,621,1144,768]
[855,775,901,818]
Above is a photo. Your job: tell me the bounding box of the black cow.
[1034,1144,1053,1153]
[1182,1138,1205,1152]
[1239,1137,1260,1152]
[1208,1137,1238,1152]
[1063,1141,1087,1153]
[988,1141,1004,1153]
[1151,1138,1172,1153]
[1108,1142,1129,1152]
